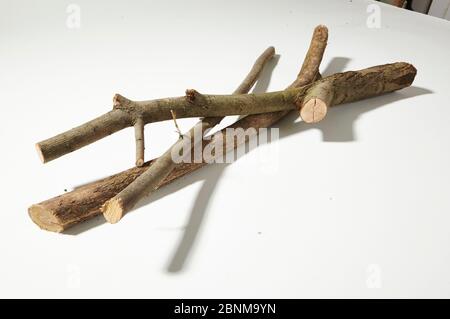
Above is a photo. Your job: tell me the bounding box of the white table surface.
[1,0,450,298]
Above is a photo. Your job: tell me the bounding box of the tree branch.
[291,25,328,89]
[36,62,415,164]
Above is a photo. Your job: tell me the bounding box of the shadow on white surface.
[165,54,280,273]
[164,61,433,273]
[278,85,433,142]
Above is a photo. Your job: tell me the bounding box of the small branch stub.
[113,94,121,107]
[134,117,145,167]
[185,89,199,102]
[113,93,133,109]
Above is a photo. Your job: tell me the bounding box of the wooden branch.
[36,60,415,164]
[291,25,328,89]
[36,110,130,163]
[134,117,145,167]
[102,47,276,223]
[35,89,299,164]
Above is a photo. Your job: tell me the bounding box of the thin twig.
[170,110,183,138]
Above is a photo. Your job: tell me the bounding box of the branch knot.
[113,94,134,109]
[185,89,200,103]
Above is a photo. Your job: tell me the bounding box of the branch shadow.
[164,55,280,272]
[64,214,106,235]
[64,57,433,270]
[277,86,432,142]
[164,58,432,273]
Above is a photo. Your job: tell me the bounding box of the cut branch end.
[300,98,328,123]
[102,198,125,224]
[135,158,145,167]
[29,204,64,233]
[298,81,334,123]
[35,143,46,163]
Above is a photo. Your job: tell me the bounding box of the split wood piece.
[102,47,276,223]
[29,63,417,232]
[29,24,329,232]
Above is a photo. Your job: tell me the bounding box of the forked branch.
[36,62,416,164]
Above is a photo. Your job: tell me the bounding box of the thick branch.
[102,47,276,223]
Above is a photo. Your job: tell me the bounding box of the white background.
[1,0,450,298]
